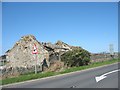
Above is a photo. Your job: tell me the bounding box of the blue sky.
[0,2,2,56]
[2,2,118,55]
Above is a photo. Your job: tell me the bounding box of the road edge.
[2,62,119,88]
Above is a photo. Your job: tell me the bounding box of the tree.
[61,47,91,67]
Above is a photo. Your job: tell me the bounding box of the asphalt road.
[3,63,119,88]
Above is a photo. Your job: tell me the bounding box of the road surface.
[2,63,119,88]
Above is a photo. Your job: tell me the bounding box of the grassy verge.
[2,58,120,85]
[59,58,120,74]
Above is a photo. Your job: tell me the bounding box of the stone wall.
[1,65,42,79]
[5,35,50,69]
[90,53,118,62]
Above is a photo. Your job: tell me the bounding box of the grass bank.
[2,58,120,85]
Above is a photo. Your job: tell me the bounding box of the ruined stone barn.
[42,41,72,62]
[5,35,50,69]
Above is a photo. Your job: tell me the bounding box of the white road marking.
[95,69,120,82]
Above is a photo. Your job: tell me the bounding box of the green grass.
[1,58,120,85]
[59,58,120,74]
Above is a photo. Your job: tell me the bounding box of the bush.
[61,48,91,67]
